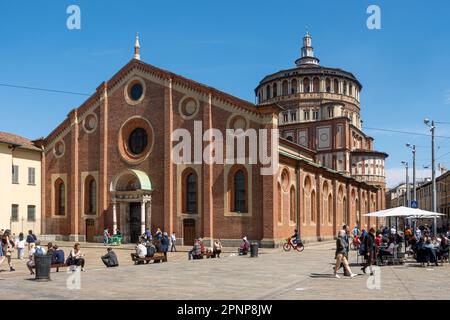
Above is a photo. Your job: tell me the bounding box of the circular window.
[83,113,98,133]
[125,78,146,105]
[130,83,143,101]
[128,128,148,155]
[179,97,199,119]
[118,117,154,165]
[54,140,65,158]
[228,115,248,133]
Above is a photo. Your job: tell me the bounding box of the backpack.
[34,247,44,255]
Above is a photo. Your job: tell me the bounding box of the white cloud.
[385,167,431,189]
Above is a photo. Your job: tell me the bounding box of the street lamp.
[401,161,410,207]
[406,143,416,204]
[424,118,437,235]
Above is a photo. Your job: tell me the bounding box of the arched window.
[303,78,310,93]
[334,79,339,93]
[85,176,96,215]
[328,194,333,223]
[290,186,296,223]
[326,78,331,92]
[278,183,282,223]
[343,81,348,95]
[230,167,247,213]
[311,190,316,223]
[343,197,347,225]
[266,85,271,99]
[55,178,65,216]
[282,80,288,95]
[272,83,278,97]
[323,182,329,223]
[313,77,320,93]
[182,169,197,213]
[291,79,298,94]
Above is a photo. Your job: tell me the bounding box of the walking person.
[1,231,15,272]
[170,232,177,252]
[103,228,110,246]
[213,239,223,258]
[15,232,26,260]
[361,228,376,276]
[161,232,170,258]
[26,230,36,253]
[334,230,357,278]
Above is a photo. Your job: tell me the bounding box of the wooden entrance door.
[130,203,141,243]
[86,219,95,242]
[183,219,196,246]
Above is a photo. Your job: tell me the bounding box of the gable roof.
[0,132,41,151]
[45,58,282,146]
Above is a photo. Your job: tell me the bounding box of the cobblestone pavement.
[1,241,449,300]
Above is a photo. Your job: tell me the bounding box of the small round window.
[128,128,148,155]
[129,83,144,101]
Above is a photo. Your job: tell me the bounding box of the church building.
[40,34,387,246]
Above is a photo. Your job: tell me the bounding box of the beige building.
[0,132,42,236]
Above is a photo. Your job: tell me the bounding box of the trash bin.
[34,254,52,281]
[250,242,259,257]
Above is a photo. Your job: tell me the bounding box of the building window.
[303,78,310,93]
[328,106,334,118]
[266,85,271,99]
[27,205,36,222]
[278,183,282,223]
[55,178,65,216]
[291,79,298,94]
[282,80,288,95]
[290,111,297,122]
[283,112,289,123]
[313,110,319,120]
[12,165,19,184]
[304,110,310,121]
[28,167,36,185]
[128,128,148,155]
[230,167,248,213]
[11,204,19,222]
[85,176,97,215]
[290,186,296,223]
[272,83,277,97]
[311,190,316,223]
[186,173,197,213]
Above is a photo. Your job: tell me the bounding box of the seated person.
[26,240,46,275]
[192,239,202,260]
[101,248,119,267]
[422,238,438,266]
[198,238,205,255]
[66,243,85,271]
[51,245,65,265]
[238,236,250,255]
[135,242,147,258]
[46,242,54,255]
[145,242,156,257]
[438,236,450,263]
[291,229,300,245]
[213,239,222,258]
[378,242,395,264]
[154,240,163,253]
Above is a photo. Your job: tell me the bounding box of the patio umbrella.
[363,206,445,219]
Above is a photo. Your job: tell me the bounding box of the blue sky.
[0,0,449,187]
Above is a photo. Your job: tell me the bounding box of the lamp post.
[401,161,410,207]
[406,143,416,204]
[424,118,437,235]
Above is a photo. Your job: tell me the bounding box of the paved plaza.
[1,241,449,300]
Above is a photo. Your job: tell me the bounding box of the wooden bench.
[32,263,68,272]
[131,252,167,265]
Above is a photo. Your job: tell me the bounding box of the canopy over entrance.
[110,169,152,192]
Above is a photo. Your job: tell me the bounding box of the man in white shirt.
[171,233,177,252]
[135,242,147,259]
[26,240,46,275]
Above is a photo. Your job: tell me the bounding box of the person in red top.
[375,231,382,247]
[198,238,205,254]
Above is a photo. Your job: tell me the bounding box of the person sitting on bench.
[66,243,86,271]
[239,236,250,255]
[189,239,202,260]
[101,248,119,268]
[51,245,65,265]
[26,240,46,275]
[145,242,156,258]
